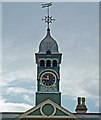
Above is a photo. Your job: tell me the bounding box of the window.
[53,60,57,67]
[40,60,45,67]
[46,50,51,54]
[46,60,51,67]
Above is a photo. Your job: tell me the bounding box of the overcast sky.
[1,2,99,113]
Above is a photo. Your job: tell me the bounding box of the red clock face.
[40,72,56,87]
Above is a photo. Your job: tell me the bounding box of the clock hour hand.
[42,76,49,80]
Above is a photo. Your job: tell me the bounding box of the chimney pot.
[78,97,81,105]
[82,97,85,106]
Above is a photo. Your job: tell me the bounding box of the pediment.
[14,99,82,120]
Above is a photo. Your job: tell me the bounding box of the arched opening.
[53,60,57,67]
[40,60,45,67]
[46,60,51,67]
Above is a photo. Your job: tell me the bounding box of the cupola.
[39,28,59,54]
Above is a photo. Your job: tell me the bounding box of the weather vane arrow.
[42,2,55,29]
[42,2,52,8]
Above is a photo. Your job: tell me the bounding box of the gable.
[55,108,69,116]
[28,108,41,116]
[14,99,82,120]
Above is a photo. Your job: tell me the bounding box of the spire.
[42,2,55,30]
[39,3,59,54]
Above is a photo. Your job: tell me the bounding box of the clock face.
[40,72,56,87]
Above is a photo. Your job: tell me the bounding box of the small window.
[53,60,57,67]
[40,60,45,67]
[46,60,51,67]
[46,50,51,54]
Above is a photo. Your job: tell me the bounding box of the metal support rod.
[47,6,49,29]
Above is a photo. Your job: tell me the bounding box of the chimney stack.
[75,97,87,113]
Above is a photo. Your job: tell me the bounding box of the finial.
[42,2,55,29]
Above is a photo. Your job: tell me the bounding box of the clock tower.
[15,3,82,120]
[16,25,81,119]
[35,3,62,106]
[35,28,62,105]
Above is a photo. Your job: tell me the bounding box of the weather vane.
[42,2,55,29]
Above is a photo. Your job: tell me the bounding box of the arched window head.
[40,60,45,67]
[53,60,57,67]
[46,60,51,67]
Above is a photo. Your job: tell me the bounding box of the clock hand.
[42,77,49,80]
[42,78,48,80]
[47,76,49,80]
